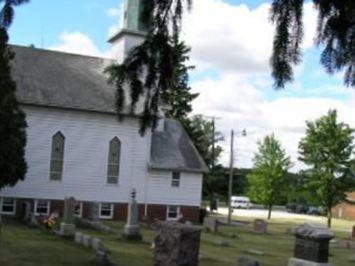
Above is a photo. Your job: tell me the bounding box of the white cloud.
[107,7,120,18]
[191,74,355,171]
[48,32,105,57]
[182,0,317,74]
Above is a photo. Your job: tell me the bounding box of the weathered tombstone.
[253,219,267,234]
[203,217,219,233]
[122,188,142,241]
[236,256,261,266]
[82,234,92,248]
[59,197,76,237]
[154,221,201,266]
[75,232,83,244]
[89,202,100,223]
[92,250,114,266]
[21,201,32,222]
[91,237,108,252]
[288,223,334,266]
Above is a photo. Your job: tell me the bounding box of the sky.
[7,0,355,172]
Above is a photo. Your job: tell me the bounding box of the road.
[215,207,325,221]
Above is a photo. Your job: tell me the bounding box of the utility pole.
[228,130,234,225]
[211,117,216,170]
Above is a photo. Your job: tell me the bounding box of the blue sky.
[7,0,355,170]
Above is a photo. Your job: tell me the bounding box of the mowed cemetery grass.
[1,216,354,266]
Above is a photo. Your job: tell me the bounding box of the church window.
[34,199,50,216]
[171,172,181,187]
[107,137,121,184]
[99,203,114,219]
[50,132,65,181]
[167,205,180,221]
[0,198,16,215]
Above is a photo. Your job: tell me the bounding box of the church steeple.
[124,0,150,33]
[108,0,150,62]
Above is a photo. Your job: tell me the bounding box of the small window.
[74,202,83,218]
[107,137,121,184]
[171,172,181,187]
[167,205,180,220]
[99,203,114,219]
[0,198,16,215]
[50,132,65,181]
[35,199,50,216]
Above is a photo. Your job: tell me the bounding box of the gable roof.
[151,119,209,173]
[10,45,208,173]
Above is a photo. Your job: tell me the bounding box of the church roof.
[10,45,208,173]
[151,119,209,173]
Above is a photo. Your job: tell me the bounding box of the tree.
[299,110,355,227]
[182,115,223,169]
[271,0,354,88]
[0,0,29,190]
[165,41,199,120]
[106,0,192,134]
[248,134,293,219]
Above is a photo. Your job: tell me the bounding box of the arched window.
[50,132,65,181]
[107,137,121,184]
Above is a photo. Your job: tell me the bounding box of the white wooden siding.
[0,105,203,207]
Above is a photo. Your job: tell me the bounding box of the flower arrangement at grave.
[43,210,59,229]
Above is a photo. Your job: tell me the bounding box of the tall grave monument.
[123,188,142,241]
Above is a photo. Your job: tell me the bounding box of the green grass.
[1,216,354,266]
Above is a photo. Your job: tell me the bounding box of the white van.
[231,196,252,209]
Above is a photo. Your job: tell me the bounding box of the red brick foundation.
[12,198,201,224]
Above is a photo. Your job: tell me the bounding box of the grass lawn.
[0,216,354,266]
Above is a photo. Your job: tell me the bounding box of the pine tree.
[271,0,354,88]
[299,110,355,227]
[0,0,29,190]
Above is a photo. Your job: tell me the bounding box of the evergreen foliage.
[0,0,28,190]
[182,115,223,169]
[299,110,355,227]
[248,134,293,219]
[271,0,355,88]
[106,0,192,134]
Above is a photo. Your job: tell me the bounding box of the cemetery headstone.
[288,223,334,266]
[236,256,261,266]
[203,217,219,233]
[123,188,142,241]
[75,232,83,244]
[253,219,267,234]
[89,202,101,223]
[59,197,76,237]
[154,221,201,266]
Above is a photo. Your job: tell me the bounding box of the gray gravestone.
[123,188,142,241]
[253,219,267,234]
[89,202,100,222]
[288,223,334,266]
[154,221,201,266]
[75,232,83,244]
[203,217,219,233]
[59,197,76,237]
[236,256,261,266]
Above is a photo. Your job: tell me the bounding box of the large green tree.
[299,110,355,227]
[248,134,293,219]
[271,0,354,88]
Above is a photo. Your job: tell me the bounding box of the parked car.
[231,196,253,209]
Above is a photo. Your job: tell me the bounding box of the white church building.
[0,0,208,223]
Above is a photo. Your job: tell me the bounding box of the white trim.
[166,205,180,221]
[74,202,83,218]
[99,203,114,219]
[34,199,51,216]
[0,198,16,215]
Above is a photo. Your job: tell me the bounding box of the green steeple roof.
[124,0,150,32]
